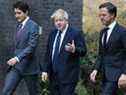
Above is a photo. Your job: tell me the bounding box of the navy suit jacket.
[44,26,87,83]
[11,19,40,75]
[95,23,126,81]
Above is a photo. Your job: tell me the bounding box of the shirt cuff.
[14,56,20,62]
[42,72,47,75]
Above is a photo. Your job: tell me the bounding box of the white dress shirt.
[21,16,29,29]
[102,21,117,44]
[52,24,69,60]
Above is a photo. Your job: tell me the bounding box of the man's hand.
[7,58,17,66]
[118,74,126,88]
[90,70,98,83]
[65,40,75,53]
[41,72,48,82]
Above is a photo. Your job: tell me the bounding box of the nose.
[15,14,18,18]
[15,13,20,18]
[55,21,61,26]
[99,15,104,20]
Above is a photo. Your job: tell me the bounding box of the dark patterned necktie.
[103,27,109,48]
[53,31,61,64]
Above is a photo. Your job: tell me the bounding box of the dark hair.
[13,1,29,13]
[99,2,117,17]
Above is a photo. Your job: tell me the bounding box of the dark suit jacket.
[44,26,87,83]
[95,23,126,81]
[11,19,40,75]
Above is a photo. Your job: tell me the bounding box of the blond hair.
[51,9,69,20]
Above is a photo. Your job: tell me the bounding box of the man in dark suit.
[2,1,40,95]
[90,2,126,95]
[42,9,87,95]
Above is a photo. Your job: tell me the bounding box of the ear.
[25,11,28,16]
[111,14,115,19]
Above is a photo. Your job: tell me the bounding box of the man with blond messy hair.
[42,9,87,95]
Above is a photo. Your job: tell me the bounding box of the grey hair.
[51,9,69,20]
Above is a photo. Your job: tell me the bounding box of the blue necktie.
[53,31,61,64]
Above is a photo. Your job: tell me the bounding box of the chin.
[102,23,107,26]
[57,26,63,30]
[17,18,23,22]
[17,20,21,22]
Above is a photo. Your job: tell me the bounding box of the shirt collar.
[21,16,29,27]
[108,20,116,30]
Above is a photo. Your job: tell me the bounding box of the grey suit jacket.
[12,19,40,75]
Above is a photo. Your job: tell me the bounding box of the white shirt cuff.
[42,72,47,75]
[14,56,20,62]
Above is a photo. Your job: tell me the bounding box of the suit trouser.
[100,79,118,95]
[49,75,77,95]
[2,69,40,95]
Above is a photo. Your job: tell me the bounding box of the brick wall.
[0,0,82,94]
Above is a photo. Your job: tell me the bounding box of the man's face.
[14,8,27,23]
[54,18,68,31]
[99,7,115,26]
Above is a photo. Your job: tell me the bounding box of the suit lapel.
[50,30,58,54]
[60,27,71,53]
[106,23,119,47]
[100,28,105,48]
